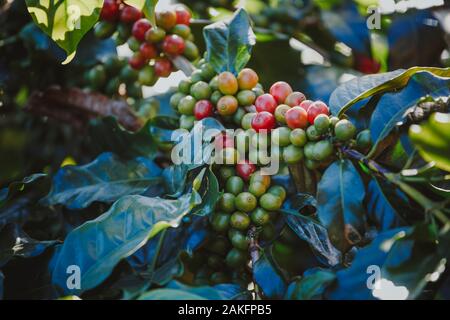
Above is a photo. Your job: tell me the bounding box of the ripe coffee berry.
[162,35,185,55]
[154,58,172,77]
[175,7,192,25]
[299,100,313,111]
[307,101,329,124]
[252,111,276,132]
[100,0,120,22]
[218,72,239,95]
[217,96,239,116]
[236,160,256,181]
[139,43,158,60]
[285,92,306,107]
[132,19,152,41]
[285,106,308,129]
[194,100,214,120]
[270,81,293,104]
[237,68,259,90]
[156,10,177,31]
[255,94,277,113]
[120,6,143,24]
[129,53,146,70]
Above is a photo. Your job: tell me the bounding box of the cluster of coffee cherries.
[170,62,264,130]
[95,0,199,85]
[82,56,143,99]
[184,166,286,285]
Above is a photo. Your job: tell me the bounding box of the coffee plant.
[0,1,449,301]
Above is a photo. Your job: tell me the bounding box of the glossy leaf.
[409,112,450,172]
[41,152,163,210]
[317,159,366,252]
[0,224,59,267]
[50,192,201,295]
[25,0,103,63]
[285,268,336,300]
[0,173,48,208]
[366,178,407,231]
[369,72,450,151]
[128,215,208,287]
[328,224,445,300]
[281,194,341,266]
[329,67,450,116]
[253,251,287,299]
[138,280,247,300]
[204,8,256,74]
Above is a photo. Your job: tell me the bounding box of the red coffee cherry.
[154,58,172,77]
[139,43,158,60]
[255,94,277,114]
[270,81,293,104]
[236,160,257,181]
[252,111,276,132]
[285,106,308,129]
[307,101,329,124]
[100,0,120,22]
[132,19,152,42]
[175,7,192,25]
[120,6,143,24]
[194,100,214,120]
[162,35,185,55]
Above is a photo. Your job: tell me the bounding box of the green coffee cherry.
[304,142,315,160]
[305,158,320,170]
[218,193,236,213]
[274,104,290,124]
[312,140,333,161]
[211,90,223,105]
[226,176,245,195]
[211,212,230,233]
[260,193,283,211]
[249,182,267,198]
[178,95,196,115]
[178,79,192,94]
[314,114,331,134]
[241,113,256,130]
[250,207,270,226]
[230,230,249,250]
[237,90,256,106]
[226,248,247,268]
[335,119,356,141]
[190,81,211,100]
[179,115,195,130]
[267,185,287,202]
[356,129,372,150]
[170,92,186,109]
[306,125,321,141]
[283,145,304,164]
[233,108,246,126]
[219,166,236,181]
[235,192,258,212]
[230,211,251,230]
[271,127,292,147]
[290,128,307,147]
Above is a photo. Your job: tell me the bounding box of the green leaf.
[88,117,157,159]
[330,67,450,117]
[285,269,336,300]
[138,280,247,300]
[0,224,59,268]
[409,112,450,172]
[123,0,158,25]
[50,192,201,295]
[253,250,287,299]
[317,159,366,252]
[0,174,48,208]
[369,72,450,155]
[25,0,104,64]
[203,8,256,74]
[41,152,163,210]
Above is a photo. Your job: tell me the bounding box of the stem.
[288,163,306,193]
[303,165,317,195]
[249,226,260,267]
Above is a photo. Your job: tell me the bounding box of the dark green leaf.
[0,173,48,208]
[204,8,256,74]
[128,215,208,287]
[88,117,157,159]
[366,178,407,231]
[285,268,336,300]
[41,152,163,210]
[50,192,201,295]
[0,224,58,267]
[138,280,248,300]
[369,72,450,152]
[329,67,450,116]
[317,159,366,252]
[253,250,286,299]
[409,112,450,172]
